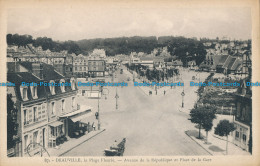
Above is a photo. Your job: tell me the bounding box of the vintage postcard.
[0,0,259,165]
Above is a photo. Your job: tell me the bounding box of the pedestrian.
[156,90,157,95]
[164,90,166,95]
[92,122,96,131]
[111,140,118,149]
[87,122,90,132]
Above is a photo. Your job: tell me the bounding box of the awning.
[59,105,93,118]
[49,121,63,127]
[70,111,93,122]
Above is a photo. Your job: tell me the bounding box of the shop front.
[48,121,65,148]
[59,105,94,138]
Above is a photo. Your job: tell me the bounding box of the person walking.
[92,122,96,131]
[164,90,166,95]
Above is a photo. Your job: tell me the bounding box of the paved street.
[63,69,210,156]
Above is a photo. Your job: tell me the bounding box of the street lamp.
[181,89,185,108]
[181,77,185,108]
[115,87,119,110]
[97,90,101,130]
[195,72,201,107]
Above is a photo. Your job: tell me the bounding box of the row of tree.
[126,64,179,82]
[7,34,208,65]
[189,105,235,155]
[7,34,82,54]
[77,36,207,65]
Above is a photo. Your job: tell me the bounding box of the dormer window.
[242,82,247,95]
[71,78,76,90]
[20,86,28,101]
[60,79,65,93]
[30,85,38,99]
[49,80,55,95]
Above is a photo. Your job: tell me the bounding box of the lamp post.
[115,87,119,110]
[97,90,100,130]
[181,76,185,108]
[181,89,185,108]
[195,72,200,107]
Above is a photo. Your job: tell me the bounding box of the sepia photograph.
[0,0,259,165]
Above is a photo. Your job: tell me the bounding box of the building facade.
[233,78,252,153]
[7,62,96,157]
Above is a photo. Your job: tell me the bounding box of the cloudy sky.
[7,5,251,41]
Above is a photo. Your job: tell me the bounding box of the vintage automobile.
[104,138,126,156]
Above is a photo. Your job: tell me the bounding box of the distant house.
[88,50,106,78]
[72,54,88,78]
[200,53,243,75]
[166,60,183,68]
[153,57,165,69]
[216,55,242,75]
[137,57,154,69]
[187,60,197,70]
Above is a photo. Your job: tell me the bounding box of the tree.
[189,106,216,139]
[7,94,18,149]
[202,119,213,144]
[214,120,235,155]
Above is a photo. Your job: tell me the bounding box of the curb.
[212,133,234,144]
[185,131,213,156]
[58,129,106,156]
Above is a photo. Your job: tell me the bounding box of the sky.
[7,6,251,41]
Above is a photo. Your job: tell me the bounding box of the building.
[187,60,197,70]
[88,49,106,78]
[72,54,88,78]
[233,77,252,153]
[166,60,183,68]
[200,53,242,75]
[7,62,96,157]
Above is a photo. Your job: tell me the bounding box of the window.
[50,126,55,137]
[60,79,65,93]
[33,107,37,122]
[31,86,38,99]
[72,97,75,108]
[51,102,55,115]
[23,109,28,125]
[243,134,247,142]
[235,131,240,138]
[24,135,28,152]
[21,87,28,100]
[61,99,65,112]
[33,131,38,147]
[49,80,55,95]
[71,78,76,90]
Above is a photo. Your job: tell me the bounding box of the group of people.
[148,90,166,96]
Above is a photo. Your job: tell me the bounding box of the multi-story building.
[7,61,95,157]
[88,49,106,78]
[233,76,252,153]
[72,54,88,78]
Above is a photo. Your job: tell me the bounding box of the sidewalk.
[46,129,105,156]
[185,115,250,156]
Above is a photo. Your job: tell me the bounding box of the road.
[63,68,209,156]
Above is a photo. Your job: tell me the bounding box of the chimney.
[32,62,43,79]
